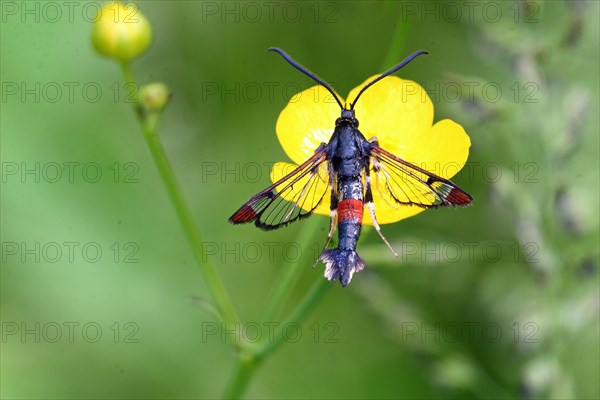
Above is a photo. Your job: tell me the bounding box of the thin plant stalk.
[222,277,331,399]
[221,352,258,400]
[120,62,239,328]
[260,218,324,323]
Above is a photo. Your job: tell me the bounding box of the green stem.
[223,222,330,398]
[256,277,331,359]
[120,62,239,328]
[221,352,258,400]
[222,277,330,399]
[260,218,323,323]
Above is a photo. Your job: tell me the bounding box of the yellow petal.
[400,119,471,179]
[347,76,433,156]
[276,85,340,164]
[269,162,331,216]
[366,120,470,225]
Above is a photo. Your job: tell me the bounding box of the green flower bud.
[140,82,170,112]
[91,2,152,62]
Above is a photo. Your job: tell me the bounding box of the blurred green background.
[1,1,598,399]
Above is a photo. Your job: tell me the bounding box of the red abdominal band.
[337,199,364,224]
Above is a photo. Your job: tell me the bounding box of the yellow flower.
[91,2,152,62]
[270,76,471,225]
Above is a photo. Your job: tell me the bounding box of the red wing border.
[370,145,472,208]
[229,149,329,230]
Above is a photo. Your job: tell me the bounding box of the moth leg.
[367,136,379,145]
[365,166,398,257]
[313,184,338,268]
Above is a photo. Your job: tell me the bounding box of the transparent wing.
[370,145,472,208]
[229,149,330,230]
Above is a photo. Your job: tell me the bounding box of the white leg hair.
[313,209,337,268]
[366,202,398,257]
[365,173,398,257]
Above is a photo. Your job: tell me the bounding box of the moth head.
[336,109,358,127]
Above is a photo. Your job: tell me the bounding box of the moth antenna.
[267,47,345,110]
[350,50,428,110]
